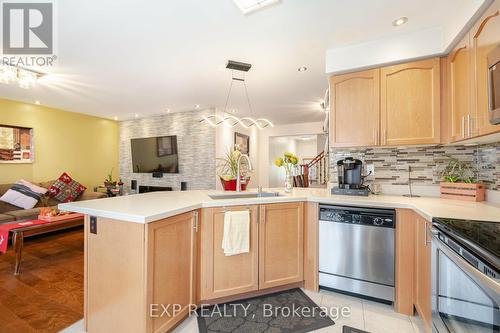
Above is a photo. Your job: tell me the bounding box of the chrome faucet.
[236,154,253,192]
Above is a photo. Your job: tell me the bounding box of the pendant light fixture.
[0,62,45,89]
[200,60,274,130]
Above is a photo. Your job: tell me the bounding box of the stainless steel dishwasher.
[319,205,395,303]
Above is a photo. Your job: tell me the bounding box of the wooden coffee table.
[8,215,84,275]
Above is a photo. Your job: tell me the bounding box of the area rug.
[342,326,370,333]
[197,289,334,333]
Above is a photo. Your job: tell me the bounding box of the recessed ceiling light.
[195,104,200,109]
[232,0,280,15]
[298,66,308,72]
[166,108,171,113]
[34,100,40,105]
[392,17,408,27]
[134,113,139,118]
[231,109,237,113]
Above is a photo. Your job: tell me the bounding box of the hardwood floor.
[0,227,84,333]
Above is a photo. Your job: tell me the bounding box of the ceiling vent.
[232,0,280,15]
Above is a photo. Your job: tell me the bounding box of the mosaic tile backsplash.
[329,142,500,191]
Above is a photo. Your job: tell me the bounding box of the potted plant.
[104,168,120,196]
[216,147,251,191]
[104,168,117,187]
[274,152,299,193]
[439,157,485,201]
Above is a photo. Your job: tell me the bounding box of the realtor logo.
[2,1,53,54]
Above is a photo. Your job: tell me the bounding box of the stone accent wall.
[119,111,216,192]
[329,142,500,191]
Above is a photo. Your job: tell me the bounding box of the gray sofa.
[0,180,106,225]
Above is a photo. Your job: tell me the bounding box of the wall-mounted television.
[131,136,179,173]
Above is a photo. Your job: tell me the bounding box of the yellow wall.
[0,98,119,189]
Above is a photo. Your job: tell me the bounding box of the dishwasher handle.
[319,205,395,216]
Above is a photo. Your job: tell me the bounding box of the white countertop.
[58,188,500,224]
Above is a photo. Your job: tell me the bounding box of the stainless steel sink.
[208,192,281,200]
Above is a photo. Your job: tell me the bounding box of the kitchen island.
[59,188,500,333]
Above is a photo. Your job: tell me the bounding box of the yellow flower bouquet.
[274,152,299,192]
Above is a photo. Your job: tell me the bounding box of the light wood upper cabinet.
[472,3,500,136]
[200,205,259,301]
[414,216,432,332]
[380,58,441,146]
[146,211,198,333]
[329,69,380,147]
[259,202,304,289]
[448,34,474,142]
[445,0,500,142]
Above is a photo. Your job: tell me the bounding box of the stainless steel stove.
[431,217,500,333]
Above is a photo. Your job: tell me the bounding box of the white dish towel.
[222,210,250,256]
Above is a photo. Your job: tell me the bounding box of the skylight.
[232,0,280,15]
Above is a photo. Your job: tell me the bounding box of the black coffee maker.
[332,157,369,196]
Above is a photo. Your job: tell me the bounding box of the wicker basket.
[439,182,485,202]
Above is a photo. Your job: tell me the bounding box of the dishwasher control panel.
[319,205,395,228]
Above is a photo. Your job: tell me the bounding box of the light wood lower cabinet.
[394,209,416,316]
[394,209,432,332]
[414,215,432,331]
[259,202,304,289]
[200,205,259,300]
[200,202,304,301]
[303,202,319,292]
[85,218,147,333]
[85,211,198,333]
[146,212,198,333]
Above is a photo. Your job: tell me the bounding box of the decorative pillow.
[48,172,87,202]
[0,180,48,209]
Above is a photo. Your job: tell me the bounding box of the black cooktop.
[433,217,500,263]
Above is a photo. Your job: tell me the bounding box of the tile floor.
[59,289,427,333]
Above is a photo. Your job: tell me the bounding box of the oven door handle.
[431,228,500,303]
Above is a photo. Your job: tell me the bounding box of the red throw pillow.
[48,172,87,202]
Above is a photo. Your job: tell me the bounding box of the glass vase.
[284,172,293,193]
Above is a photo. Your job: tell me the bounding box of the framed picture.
[0,125,34,163]
[234,132,250,155]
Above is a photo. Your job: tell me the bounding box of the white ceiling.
[0,0,489,124]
